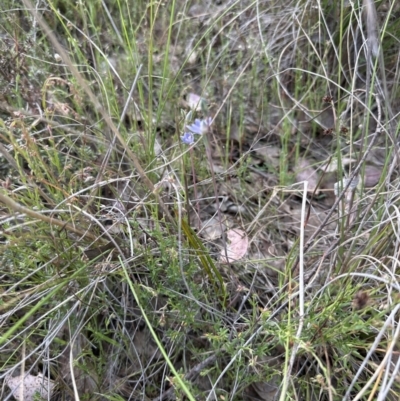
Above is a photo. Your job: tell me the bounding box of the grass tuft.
[0,0,400,400]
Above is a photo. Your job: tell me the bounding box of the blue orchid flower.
[180,131,195,145]
[180,116,213,145]
[186,117,213,135]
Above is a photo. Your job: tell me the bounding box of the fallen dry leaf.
[364,165,381,187]
[186,93,206,111]
[247,355,282,401]
[252,144,281,169]
[6,373,55,401]
[199,217,225,241]
[321,157,356,173]
[295,158,319,194]
[220,228,249,263]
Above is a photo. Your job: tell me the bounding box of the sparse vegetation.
[1,0,400,400]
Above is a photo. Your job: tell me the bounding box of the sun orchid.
[180,131,195,145]
[180,117,213,145]
[186,117,213,135]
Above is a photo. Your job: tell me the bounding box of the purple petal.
[186,117,213,135]
[186,119,202,135]
[204,116,212,127]
[180,132,194,145]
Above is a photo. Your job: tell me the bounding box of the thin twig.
[152,354,218,401]
[0,192,101,242]
[300,124,382,262]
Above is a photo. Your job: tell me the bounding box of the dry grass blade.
[0,0,399,400]
[0,192,102,243]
